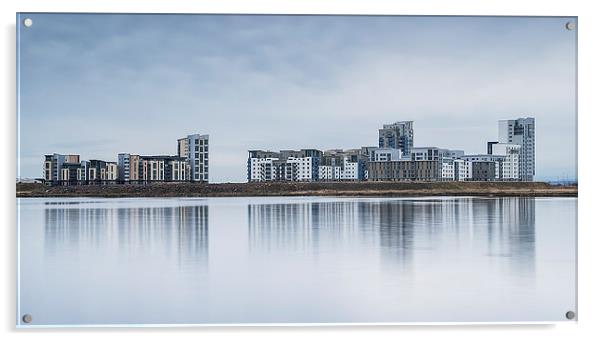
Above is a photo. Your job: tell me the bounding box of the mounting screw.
[23,18,33,27]
[565,310,575,320]
[22,314,32,324]
[565,22,576,30]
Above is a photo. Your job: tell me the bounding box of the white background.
[1,0,599,340]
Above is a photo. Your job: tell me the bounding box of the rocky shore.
[16,181,577,198]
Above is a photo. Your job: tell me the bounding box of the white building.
[318,149,363,181]
[340,157,360,180]
[411,147,447,161]
[318,156,359,181]
[318,165,342,181]
[441,159,455,181]
[287,157,316,181]
[461,154,506,180]
[367,147,403,162]
[444,150,465,158]
[453,159,472,181]
[249,157,279,182]
[498,117,535,181]
[491,143,521,180]
[247,149,322,182]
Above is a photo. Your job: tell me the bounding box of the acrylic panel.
[16,13,577,327]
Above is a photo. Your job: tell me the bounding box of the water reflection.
[20,197,574,324]
[43,204,209,269]
[248,202,370,253]
[482,197,536,273]
[248,197,535,272]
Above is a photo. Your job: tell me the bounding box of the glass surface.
[16,13,577,326]
[18,197,576,325]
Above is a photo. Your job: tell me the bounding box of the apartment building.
[44,153,80,185]
[367,160,442,181]
[137,155,189,182]
[460,154,506,180]
[87,160,118,183]
[59,161,80,185]
[317,149,364,181]
[247,149,322,182]
[498,117,535,181]
[247,150,280,182]
[441,159,455,181]
[471,161,497,181]
[410,147,448,161]
[378,121,414,156]
[366,147,403,162]
[364,117,536,182]
[117,154,189,183]
[489,143,521,180]
[117,153,141,183]
[178,134,209,182]
[77,161,89,183]
[453,159,472,181]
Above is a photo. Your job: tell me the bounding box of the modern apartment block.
[247,149,322,182]
[247,116,535,183]
[178,134,209,182]
[42,153,117,186]
[460,154,507,180]
[364,117,534,182]
[378,121,414,156]
[59,161,80,184]
[453,159,472,181]
[117,154,190,183]
[49,157,119,185]
[366,147,403,162]
[367,160,442,181]
[117,153,141,183]
[471,161,498,181]
[43,132,205,186]
[497,117,535,181]
[490,143,521,180]
[139,155,190,182]
[88,160,118,183]
[44,153,80,185]
[318,149,365,181]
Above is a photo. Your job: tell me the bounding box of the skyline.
[17,14,577,182]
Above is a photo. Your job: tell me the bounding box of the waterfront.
[17,196,576,325]
[16,181,577,198]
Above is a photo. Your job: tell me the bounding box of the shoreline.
[16,182,578,198]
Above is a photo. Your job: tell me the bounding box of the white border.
[3,0,601,339]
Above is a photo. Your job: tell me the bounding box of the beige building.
[44,154,80,184]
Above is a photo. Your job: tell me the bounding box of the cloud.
[17,14,577,182]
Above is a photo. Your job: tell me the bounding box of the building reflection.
[247,201,365,253]
[368,200,415,269]
[43,204,209,270]
[247,197,536,273]
[480,197,536,273]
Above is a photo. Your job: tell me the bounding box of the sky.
[17,14,577,182]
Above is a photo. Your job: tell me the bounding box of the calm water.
[17,196,576,326]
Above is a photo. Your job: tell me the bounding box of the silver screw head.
[23,18,33,27]
[565,22,576,30]
[22,314,32,323]
[566,310,576,320]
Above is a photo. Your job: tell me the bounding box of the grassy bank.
[16,181,577,198]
